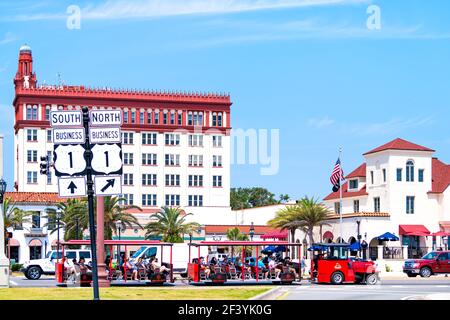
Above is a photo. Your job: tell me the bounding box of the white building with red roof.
[322,138,450,263]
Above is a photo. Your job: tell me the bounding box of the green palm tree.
[100,196,143,240]
[295,197,332,246]
[225,227,249,241]
[144,206,201,243]
[44,198,87,241]
[2,197,32,231]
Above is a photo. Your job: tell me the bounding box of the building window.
[47,130,52,142]
[406,196,415,214]
[142,194,157,206]
[213,155,222,167]
[46,151,52,184]
[177,113,182,125]
[212,112,223,127]
[213,175,222,187]
[165,194,180,206]
[165,154,180,166]
[142,132,157,145]
[163,112,168,124]
[374,197,380,213]
[27,129,38,142]
[27,171,37,184]
[188,195,203,207]
[165,174,180,187]
[32,212,40,228]
[396,168,402,181]
[142,174,157,186]
[212,135,223,147]
[123,173,134,185]
[382,169,386,182]
[188,112,193,125]
[26,105,38,120]
[147,111,152,124]
[334,202,340,214]
[418,169,424,182]
[353,200,359,213]
[406,160,414,182]
[370,171,374,185]
[123,153,134,165]
[142,153,157,166]
[165,134,180,146]
[154,111,160,124]
[121,194,134,205]
[45,105,51,121]
[349,179,358,189]
[188,155,203,167]
[139,111,145,124]
[121,132,134,144]
[188,134,203,147]
[170,112,175,125]
[27,150,38,162]
[188,175,203,187]
[123,111,129,123]
[131,111,136,124]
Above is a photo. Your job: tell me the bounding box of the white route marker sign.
[58,176,87,198]
[52,128,85,145]
[91,143,122,175]
[94,175,122,196]
[53,144,87,177]
[89,127,121,144]
[50,110,83,128]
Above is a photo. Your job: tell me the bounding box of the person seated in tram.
[78,257,91,274]
[63,255,76,280]
[283,257,299,279]
[199,257,211,278]
[257,256,268,279]
[151,257,170,274]
[209,257,218,266]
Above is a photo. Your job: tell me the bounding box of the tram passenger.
[152,258,170,274]
[199,257,211,279]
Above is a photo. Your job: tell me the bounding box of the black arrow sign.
[68,181,78,194]
[101,179,115,192]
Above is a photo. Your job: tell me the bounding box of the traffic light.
[40,155,50,175]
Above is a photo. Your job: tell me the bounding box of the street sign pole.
[82,106,100,301]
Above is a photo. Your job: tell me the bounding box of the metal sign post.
[82,106,100,301]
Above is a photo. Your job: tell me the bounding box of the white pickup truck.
[21,249,92,280]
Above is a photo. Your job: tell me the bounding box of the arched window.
[406,160,414,182]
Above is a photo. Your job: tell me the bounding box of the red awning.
[431,231,450,237]
[399,225,430,236]
[261,231,288,239]
[8,239,20,246]
[323,231,334,240]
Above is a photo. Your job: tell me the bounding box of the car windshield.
[131,246,148,259]
[422,252,439,260]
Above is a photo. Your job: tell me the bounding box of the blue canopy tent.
[308,244,328,251]
[377,232,399,241]
[262,245,287,254]
[350,242,361,251]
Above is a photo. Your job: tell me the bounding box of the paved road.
[9,275,57,288]
[268,279,450,300]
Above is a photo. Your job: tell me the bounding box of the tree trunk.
[290,229,296,259]
[319,225,323,243]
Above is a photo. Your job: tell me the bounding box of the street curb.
[249,286,282,300]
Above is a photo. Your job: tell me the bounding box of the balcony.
[24,228,47,237]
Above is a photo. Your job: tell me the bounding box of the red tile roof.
[205,225,279,235]
[323,183,368,201]
[4,192,66,204]
[429,158,450,194]
[363,138,434,155]
[345,163,366,179]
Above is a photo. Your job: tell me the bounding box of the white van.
[21,249,92,280]
[130,243,208,274]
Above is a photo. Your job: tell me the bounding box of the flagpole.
[339,147,343,243]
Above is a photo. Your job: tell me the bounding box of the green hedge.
[11,264,23,272]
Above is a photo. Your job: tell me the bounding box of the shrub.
[11,264,23,272]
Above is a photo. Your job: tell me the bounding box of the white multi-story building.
[12,45,232,224]
[322,138,450,262]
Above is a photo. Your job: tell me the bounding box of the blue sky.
[1,0,450,200]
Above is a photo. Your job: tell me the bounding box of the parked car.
[21,249,92,280]
[403,251,450,278]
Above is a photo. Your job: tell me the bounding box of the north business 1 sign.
[89,110,122,127]
[90,143,123,175]
[89,127,121,144]
[53,144,87,177]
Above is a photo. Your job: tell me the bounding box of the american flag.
[330,158,344,187]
